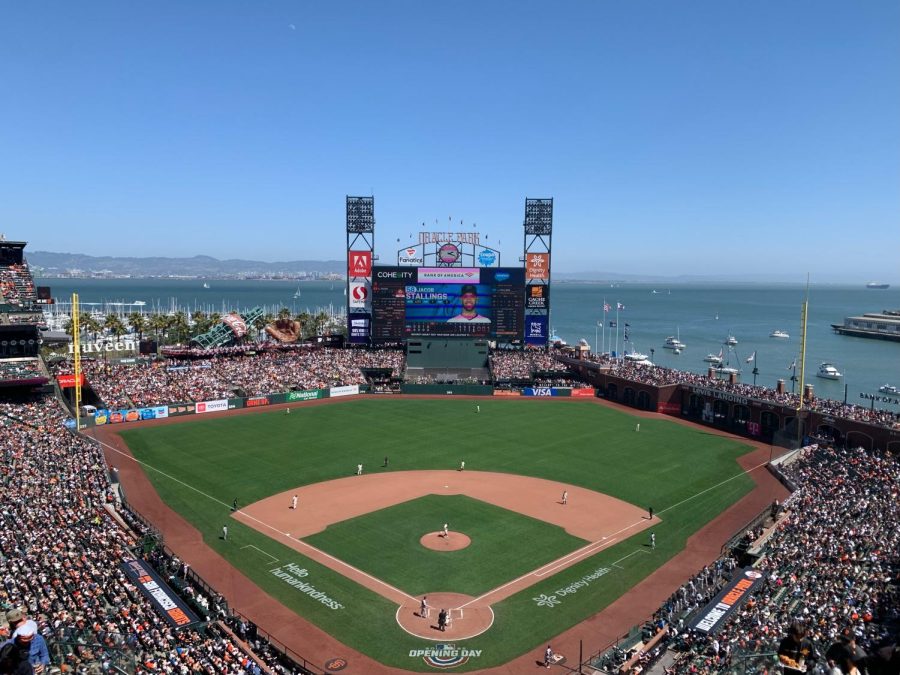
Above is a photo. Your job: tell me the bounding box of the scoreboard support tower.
[346,196,375,346]
[523,198,553,349]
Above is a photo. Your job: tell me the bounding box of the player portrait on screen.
[447,284,491,324]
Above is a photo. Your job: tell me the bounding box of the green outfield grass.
[119,398,756,671]
[304,494,589,596]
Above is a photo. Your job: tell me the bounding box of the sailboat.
[202,282,210,289]
[293,283,302,299]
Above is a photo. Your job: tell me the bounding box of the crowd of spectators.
[660,444,899,675]
[52,348,404,409]
[0,396,312,675]
[490,350,567,380]
[0,262,37,306]
[0,358,44,384]
[578,354,900,430]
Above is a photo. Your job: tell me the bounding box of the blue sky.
[2,1,898,281]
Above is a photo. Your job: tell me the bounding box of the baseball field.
[111,397,757,672]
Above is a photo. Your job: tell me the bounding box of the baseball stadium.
[1,203,898,675]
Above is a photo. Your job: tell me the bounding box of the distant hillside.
[27,251,345,278]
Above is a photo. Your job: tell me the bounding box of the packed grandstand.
[1,248,898,675]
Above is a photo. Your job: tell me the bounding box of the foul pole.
[796,276,810,444]
[72,293,82,430]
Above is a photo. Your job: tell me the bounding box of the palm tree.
[313,311,330,336]
[80,313,102,342]
[296,311,311,338]
[104,314,127,340]
[170,311,190,344]
[278,307,292,320]
[149,314,171,343]
[128,312,147,341]
[253,313,272,340]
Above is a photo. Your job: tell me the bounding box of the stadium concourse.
[0,346,896,674]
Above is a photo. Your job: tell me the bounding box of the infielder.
[290,494,298,510]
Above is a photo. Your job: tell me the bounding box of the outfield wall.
[79,385,367,428]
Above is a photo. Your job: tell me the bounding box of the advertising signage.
[348,251,372,277]
[526,284,549,309]
[121,557,198,628]
[524,316,548,345]
[525,253,549,280]
[348,312,371,344]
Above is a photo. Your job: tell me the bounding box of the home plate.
[444,485,448,488]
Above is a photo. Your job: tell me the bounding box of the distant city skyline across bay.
[3,1,898,282]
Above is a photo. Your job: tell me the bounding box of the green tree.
[128,312,147,341]
[170,311,190,344]
[295,311,311,338]
[104,314,127,339]
[149,314,171,343]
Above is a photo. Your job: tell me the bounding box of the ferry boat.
[624,349,649,362]
[769,330,790,339]
[816,363,843,380]
[832,310,900,342]
[866,282,890,289]
[879,384,899,395]
[725,335,738,346]
[703,352,723,365]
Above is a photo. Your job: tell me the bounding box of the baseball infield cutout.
[420,531,471,551]
[234,470,657,640]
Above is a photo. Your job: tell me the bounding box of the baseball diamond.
[88,396,790,674]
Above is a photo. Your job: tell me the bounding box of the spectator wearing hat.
[5,611,49,673]
[1,620,36,675]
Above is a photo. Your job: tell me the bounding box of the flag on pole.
[609,321,617,328]
[617,302,625,310]
[624,323,630,327]
[746,351,756,364]
[603,302,611,313]
[787,359,796,371]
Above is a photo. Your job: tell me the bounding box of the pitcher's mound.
[420,531,471,551]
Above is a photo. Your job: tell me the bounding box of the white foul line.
[89,433,418,604]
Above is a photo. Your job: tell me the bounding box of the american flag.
[603,302,611,313]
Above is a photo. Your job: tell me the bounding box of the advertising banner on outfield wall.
[523,387,559,397]
[93,405,170,426]
[570,388,595,397]
[196,399,228,414]
[493,389,521,396]
[245,396,270,408]
[687,569,764,635]
[329,384,359,398]
[287,389,326,402]
[121,557,198,628]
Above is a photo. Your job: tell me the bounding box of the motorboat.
[725,335,738,346]
[714,365,741,376]
[703,352,723,365]
[816,363,842,380]
[878,384,898,395]
[769,330,790,339]
[624,349,649,361]
[663,335,686,350]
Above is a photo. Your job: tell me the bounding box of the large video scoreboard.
[371,266,525,344]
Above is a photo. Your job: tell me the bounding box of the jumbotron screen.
[371,266,525,343]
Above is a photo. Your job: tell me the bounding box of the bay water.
[38,278,900,410]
